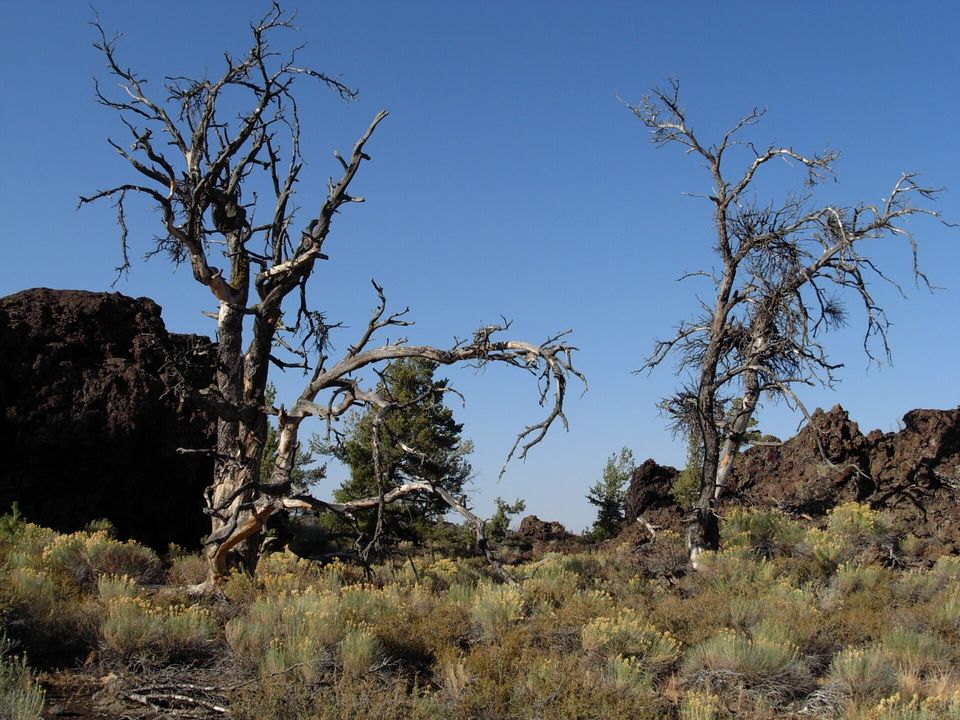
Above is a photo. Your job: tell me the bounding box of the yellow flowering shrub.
[470,582,524,641]
[865,690,960,720]
[581,609,681,672]
[680,690,722,720]
[100,595,215,662]
[231,588,339,655]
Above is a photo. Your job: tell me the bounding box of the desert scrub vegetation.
[681,630,815,704]
[0,633,44,720]
[1,503,959,718]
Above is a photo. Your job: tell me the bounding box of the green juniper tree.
[586,448,635,540]
[327,358,473,547]
[488,497,527,542]
[672,429,703,510]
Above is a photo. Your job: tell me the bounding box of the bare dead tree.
[81,6,583,588]
[628,79,947,564]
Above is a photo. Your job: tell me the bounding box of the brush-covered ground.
[1,503,959,720]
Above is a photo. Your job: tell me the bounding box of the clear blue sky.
[2,2,957,531]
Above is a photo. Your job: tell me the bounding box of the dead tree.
[81,7,583,588]
[628,80,946,564]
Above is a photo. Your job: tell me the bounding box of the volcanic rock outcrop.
[513,515,569,544]
[0,288,216,549]
[730,404,960,552]
[624,458,681,526]
[622,405,960,550]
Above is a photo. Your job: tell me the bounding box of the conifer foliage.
[327,359,473,545]
[586,448,635,540]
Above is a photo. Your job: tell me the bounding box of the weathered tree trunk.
[713,371,760,500]
[688,436,721,566]
[205,237,265,582]
[688,381,723,564]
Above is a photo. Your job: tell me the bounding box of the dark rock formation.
[0,288,216,549]
[729,404,960,552]
[512,515,569,544]
[623,458,684,534]
[624,459,680,520]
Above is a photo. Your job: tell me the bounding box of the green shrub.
[40,531,161,587]
[833,563,895,595]
[0,505,31,548]
[522,567,579,609]
[338,584,398,628]
[99,595,216,663]
[0,635,44,720]
[4,568,59,623]
[827,502,883,537]
[602,655,652,695]
[823,502,896,564]
[96,574,138,603]
[894,568,944,603]
[805,527,846,575]
[682,630,814,703]
[421,557,478,591]
[99,596,162,660]
[825,645,898,703]
[457,631,667,720]
[679,690,722,720]
[866,691,960,720]
[83,518,117,535]
[339,626,381,677]
[693,549,782,596]
[722,508,807,558]
[581,609,681,673]
[749,586,823,655]
[931,555,960,583]
[222,568,260,606]
[2,566,94,655]
[880,628,952,678]
[166,553,209,586]
[932,590,960,632]
[226,588,343,680]
[469,582,523,641]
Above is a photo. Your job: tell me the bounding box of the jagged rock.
[623,458,684,536]
[731,405,870,516]
[513,515,568,543]
[624,459,679,520]
[729,404,960,552]
[0,288,216,549]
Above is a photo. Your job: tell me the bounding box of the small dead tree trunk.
[628,79,947,563]
[82,8,585,588]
